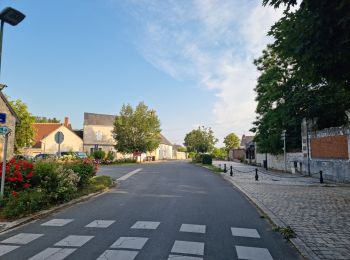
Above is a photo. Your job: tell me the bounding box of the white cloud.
[124,0,283,143]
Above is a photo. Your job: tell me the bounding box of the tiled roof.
[84,112,115,126]
[160,134,172,146]
[0,91,20,123]
[240,135,254,147]
[32,123,61,148]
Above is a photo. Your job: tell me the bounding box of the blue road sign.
[0,113,6,124]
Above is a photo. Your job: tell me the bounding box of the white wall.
[256,152,303,172]
[41,126,83,154]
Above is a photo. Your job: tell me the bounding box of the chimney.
[64,117,69,127]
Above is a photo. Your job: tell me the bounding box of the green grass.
[195,163,224,174]
[272,226,296,239]
[75,176,115,197]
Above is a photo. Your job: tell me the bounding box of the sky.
[0,0,283,145]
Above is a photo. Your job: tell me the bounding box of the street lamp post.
[0,7,26,76]
[281,130,287,172]
[0,7,25,200]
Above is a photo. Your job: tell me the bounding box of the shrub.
[0,159,34,195]
[51,166,80,202]
[188,152,196,159]
[106,151,115,161]
[92,150,106,160]
[64,159,96,187]
[202,154,213,165]
[193,153,203,163]
[1,190,48,219]
[33,162,80,202]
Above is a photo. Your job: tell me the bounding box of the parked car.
[14,154,33,161]
[75,152,88,159]
[34,153,56,161]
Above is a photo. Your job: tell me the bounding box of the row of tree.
[251,0,350,154]
[183,126,240,158]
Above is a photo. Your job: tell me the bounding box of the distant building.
[24,117,83,156]
[228,135,255,162]
[83,112,116,155]
[147,134,173,160]
[0,91,20,160]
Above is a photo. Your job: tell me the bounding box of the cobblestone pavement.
[213,161,350,260]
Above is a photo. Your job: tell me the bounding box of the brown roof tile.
[33,123,61,148]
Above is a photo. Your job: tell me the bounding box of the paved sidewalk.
[213,161,350,260]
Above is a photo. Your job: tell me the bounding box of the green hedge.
[202,154,213,165]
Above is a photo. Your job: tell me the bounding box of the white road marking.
[41,219,74,227]
[1,233,43,245]
[85,220,115,228]
[117,168,143,181]
[171,241,205,256]
[97,250,138,260]
[54,235,94,247]
[131,221,160,230]
[180,224,206,234]
[168,255,203,260]
[0,245,19,257]
[28,248,76,260]
[236,246,273,260]
[231,227,261,238]
[110,237,148,250]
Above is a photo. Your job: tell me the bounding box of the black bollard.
[224,164,227,173]
[230,166,233,176]
[320,170,324,184]
[255,168,259,181]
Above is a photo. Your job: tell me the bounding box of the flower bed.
[0,158,112,220]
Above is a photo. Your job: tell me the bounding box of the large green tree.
[183,126,218,153]
[113,102,161,154]
[263,0,350,88]
[9,99,36,152]
[223,133,240,151]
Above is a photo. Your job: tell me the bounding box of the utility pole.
[1,128,11,199]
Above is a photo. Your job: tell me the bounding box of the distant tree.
[35,117,60,123]
[176,146,187,152]
[211,147,227,160]
[223,133,240,151]
[113,102,161,154]
[184,126,218,153]
[9,99,36,152]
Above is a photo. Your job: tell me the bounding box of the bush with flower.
[0,159,34,196]
[0,157,109,220]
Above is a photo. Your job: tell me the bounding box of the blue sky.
[1,0,282,145]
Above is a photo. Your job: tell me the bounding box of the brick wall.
[311,135,349,159]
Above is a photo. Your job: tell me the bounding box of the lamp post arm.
[0,20,4,77]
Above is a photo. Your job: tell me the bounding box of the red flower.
[27,172,34,178]
[23,183,31,189]
[11,191,18,197]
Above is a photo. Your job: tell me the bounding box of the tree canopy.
[183,126,218,153]
[113,102,161,154]
[223,133,240,151]
[9,99,36,153]
[252,0,350,154]
[35,117,60,123]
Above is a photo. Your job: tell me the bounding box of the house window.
[90,148,94,155]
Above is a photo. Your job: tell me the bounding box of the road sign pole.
[1,132,9,199]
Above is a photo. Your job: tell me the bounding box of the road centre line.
[117,168,143,181]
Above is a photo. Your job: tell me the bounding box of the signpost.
[0,126,11,199]
[0,113,6,124]
[281,130,287,172]
[55,131,64,157]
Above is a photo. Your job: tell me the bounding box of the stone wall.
[256,152,303,172]
[0,96,16,161]
[301,119,350,183]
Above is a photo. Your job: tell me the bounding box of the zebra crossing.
[0,219,274,259]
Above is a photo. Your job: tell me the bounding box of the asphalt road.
[0,161,302,260]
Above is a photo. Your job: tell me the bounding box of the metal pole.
[0,20,4,77]
[283,132,287,172]
[1,132,9,198]
[306,121,311,176]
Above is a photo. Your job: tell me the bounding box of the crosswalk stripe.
[28,248,76,260]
